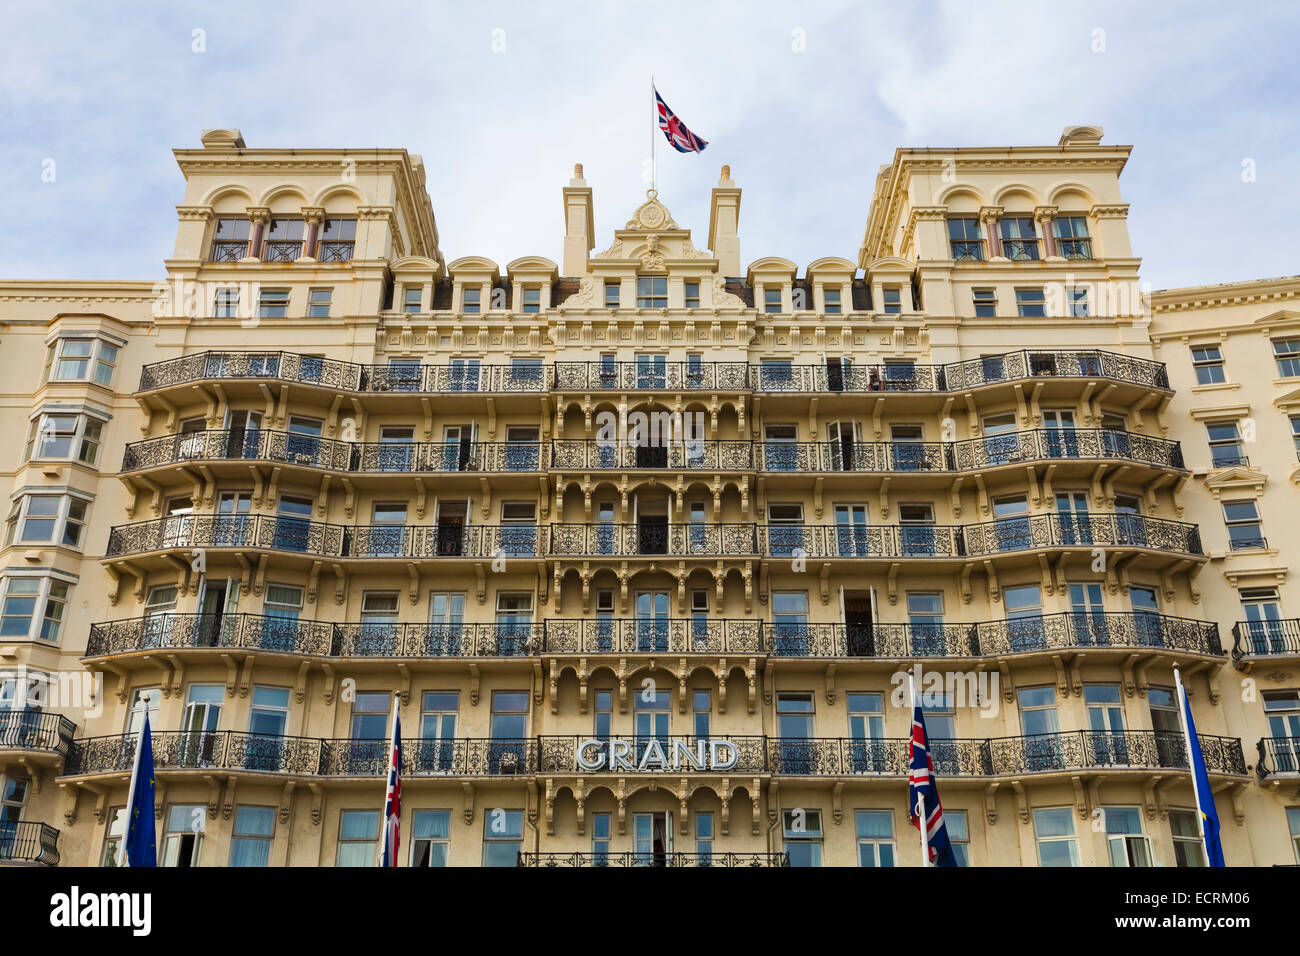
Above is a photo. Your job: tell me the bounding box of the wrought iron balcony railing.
[552,361,749,391]
[1000,238,1040,261]
[316,240,354,262]
[0,711,76,757]
[765,622,977,658]
[208,241,248,262]
[122,429,550,474]
[543,618,764,654]
[549,523,758,558]
[1056,237,1093,260]
[551,439,753,471]
[1231,619,1300,659]
[84,614,544,659]
[261,240,303,262]
[751,363,944,393]
[105,517,551,560]
[1256,737,1300,777]
[364,364,549,393]
[942,349,1168,391]
[0,821,60,866]
[973,611,1222,656]
[517,851,790,867]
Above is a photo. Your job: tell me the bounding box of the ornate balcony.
[1255,737,1300,778]
[549,523,758,558]
[751,362,943,393]
[122,430,550,474]
[543,618,763,654]
[941,349,1168,391]
[0,821,60,866]
[1231,619,1300,660]
[84,614,544,660]
[551,439,753,471]
[0,711,77,761]
[517,851,790,867]
[552,361,749,391]
[972,611,1221,657]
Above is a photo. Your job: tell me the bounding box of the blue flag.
[125,713,157,867]
[1180,688,1226,866]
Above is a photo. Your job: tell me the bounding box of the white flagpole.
[649,76,656,194]
[122,706,146,866]
[909,668,928,868]
[1172,666,1210,860]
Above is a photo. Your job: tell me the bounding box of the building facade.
[0,125,1297,867]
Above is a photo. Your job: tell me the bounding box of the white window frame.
[45,334,120,386]
[5,492,90,550]
[25,410,106,465]
[0,572,74,644]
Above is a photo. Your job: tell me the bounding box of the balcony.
[543,618,763,654]
[1231,619,1300,660]
[752,363,943,393]
[949,239,986,261]
[0,711,77,762]
[261,240,303,262]
[0,822,60,866]
[84,614,544,660]
[316,240,354,262]
[549,523,758,558]
[122,430,550,475]
[517,851,790,867]
[1256,737,1300,778]
[208,241,248,262]
[1057,237,1093,260]
[552,361,748,391]
[105,517,550,561]
[550,439,753,471]
[1000,238,1040,261]
[942,349,1168,391]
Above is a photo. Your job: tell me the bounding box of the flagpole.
[122,707,146,866]
[380,692,399,867]
[1173,666,1210,862]
[649,75,656,194]
[909,667,928,868]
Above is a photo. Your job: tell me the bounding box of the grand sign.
[575,738,739,772]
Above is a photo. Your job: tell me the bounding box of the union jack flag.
[908,701,957,866]
[655,88,708,154]
[380,700,401,866]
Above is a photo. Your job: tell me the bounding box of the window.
[161,804,205,867]
[5,494,88,549]
[337,810,379,866]
[483,809,524,866]
[1053,216,1092,259]
[1,774,30,829]
[47,336,118,385]
[1105,807,1153,866]
[1169,809,1207,867]
[1033,807,1079,866]
[0,576,70,643]
[822,287,841,314]
[1015,289,1046,317]
[213,286,239,318]
[1273,338,1300,377]
[210,217,251,260]
[229,806,275,867]
[262,218,304,260]
[783,809,823,866]
[26,413,103,465]
[317,218,356,261]
[462,287,481,313]
[350,690,391,740]
[402,286,422,313]
[307,288,332,318]
[594,690,612,740]
[1191,345,1226,385]
[1066,287,1090,317]
[258,288,290,318]
[881,288,901,314]
[947,810,970,866]
[1222,500,1264,550]
[999,217,1039,260]
[1291,416,1300,456]
[684,281,700,308]
[855,810,895,866]
[101,807,126,867]
[1206,421,1246,468]
[411,811,451,867]
[1289,807,1300,865]
[763,288,782,313]
[693,689,711,738]
[604,282,620,308]
[521,286,541,313]
[847,693,884,739]
[695,812,713,863]
[972,288,996,317]
[947,217,983,260]
[592,812,612,865]
[637,276,668,308]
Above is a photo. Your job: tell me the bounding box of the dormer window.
[210,218,251,261]
[763,288,782,313]
[823,288,842,314]
[684,282,700,309]
[403,286,423,314]
[263,218,305,262]
[317,218,356,261]
[462,287,481,314]
[522,287,542,313]
[636,277,667,308]
[882,288,902,314]
[604,282,621,308]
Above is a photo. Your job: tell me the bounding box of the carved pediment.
[625,194,678,231]
[1203,466,1266,498]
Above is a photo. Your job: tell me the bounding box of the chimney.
[200,128,246,149]
[562,162,594,277]
[708,164,741,277]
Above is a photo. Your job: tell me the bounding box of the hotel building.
[0,125,1297,867]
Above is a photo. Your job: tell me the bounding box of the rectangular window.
[882,288,901,314]
[262,218,304,261]
[1222,500,1264,550]
[210,217,251,261]
[1273,338,1300,377]
[594,689,612,740]
[947,809,970,866]
[521,286,541,313]
[5,494,88,550]
[307,288,332,318]
[161,804,205,867]
[411,811,451,867]
[855,810,895,867]
[637,276,668,308]
[1053,216,1093,259]
[972,288,996,317]
[1015,289,1046,317]
[213,286,239,318]
[26,413,103,465]
[763,288,782,313]
[403,286,422,313]
[482,810,524,866]
[592,812,612,864]
[1067,287,1090,317]
[694,811,713,862]
[317,218,357,261]
[462,287,481,313]
[1206,421,1246,468]
[1104,806,1153,866]
[49,337,118,385]
[604,282,620,308]
[1169,809,1207,867]
[693,689,711,738]
[947,217,984,260]
[337,810,379,866]
[684,281,700,308]
[999,217,1039,260]
[1191,345,1226,385]
[783,809,823,867]
[1033,807,1079,866]
[258,289,290,319]
[229,806,275,867]
[822,287,841,314]
[1288,807,1300,865]
[102,806,126,867]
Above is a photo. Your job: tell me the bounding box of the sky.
[1,0,1297,291]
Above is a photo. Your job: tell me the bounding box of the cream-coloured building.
[0,126,1296,867]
